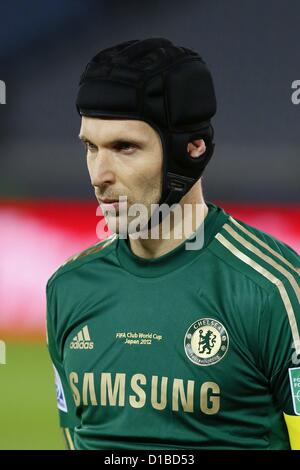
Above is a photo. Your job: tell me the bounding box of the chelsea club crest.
[184,318,229,366]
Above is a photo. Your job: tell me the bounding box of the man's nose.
[89,152,116,187]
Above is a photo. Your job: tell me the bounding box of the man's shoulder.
[226,214,300,267]
[46,233,118,289]
[210,209,300,295]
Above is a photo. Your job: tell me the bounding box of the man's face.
[79,116,163,233]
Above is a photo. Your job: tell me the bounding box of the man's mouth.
[99,198,119,213]
[99,197,119,204]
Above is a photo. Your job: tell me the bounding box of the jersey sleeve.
[46,280,80,449]
[258,272,300,449]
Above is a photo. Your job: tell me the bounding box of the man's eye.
[86,142,97,152]
[114,141,136,152]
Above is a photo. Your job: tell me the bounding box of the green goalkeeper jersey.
[46,202,300,450]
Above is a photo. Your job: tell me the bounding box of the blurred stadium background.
[0,0,299,449]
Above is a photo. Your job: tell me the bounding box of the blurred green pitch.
[0,341,65,450]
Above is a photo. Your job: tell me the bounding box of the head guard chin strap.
[76,37,217,230]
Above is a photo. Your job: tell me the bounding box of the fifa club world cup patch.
[53,364,68,412]
[289,367,300,415]
[184,317,229,366]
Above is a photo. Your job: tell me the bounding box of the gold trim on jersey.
[229,216,300,275]
[60,233,118,268]
[64,427,75,450]
[223,223,300,303]
[215,232,300,356]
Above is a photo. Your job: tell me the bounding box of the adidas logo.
[70,325,94,350]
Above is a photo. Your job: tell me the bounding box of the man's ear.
[187,139,206,158]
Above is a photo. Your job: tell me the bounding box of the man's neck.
[127,187,208,260]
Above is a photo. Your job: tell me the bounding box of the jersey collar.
[116,202,229,278]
